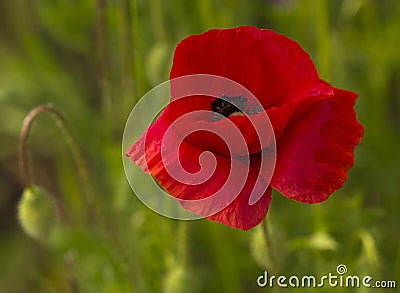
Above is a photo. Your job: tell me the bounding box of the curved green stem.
[18,104,137,286]
[19,104,95,209]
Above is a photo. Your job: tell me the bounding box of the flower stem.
[177,221,188,268]
[315,0,331,81]
[19,104,95,210]
[95,0,113,132]
[129,0,146,100]
[149,0,166,41]
[261,217,277,276]
[18,104,137,287]
[19,110,35,188]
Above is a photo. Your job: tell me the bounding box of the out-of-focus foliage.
[0,0,399,292]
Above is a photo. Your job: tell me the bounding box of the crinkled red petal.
[266,80,334,140]
[126,108,272,230]
[266,88,364,203]
[169,26,320,121]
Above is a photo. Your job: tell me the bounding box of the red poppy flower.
[126,26,363,230]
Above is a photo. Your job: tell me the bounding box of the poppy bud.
[145,43,170,84]
[162,266,198,293]
[250,224,286,272]
[250,226,271,269]
[18,185,58,242]
[308,231,339,251]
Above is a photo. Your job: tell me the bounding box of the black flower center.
[211,95,248,119]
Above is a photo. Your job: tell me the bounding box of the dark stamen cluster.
[211,95,264,121]
[211,95,247,120]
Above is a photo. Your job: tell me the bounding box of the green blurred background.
[1,0,399,292]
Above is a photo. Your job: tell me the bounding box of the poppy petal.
[268,88,364,203]
[126,108,272,230]
[207,184,272,231]
[170,26,320,114]
[266,80,334,140]
[169,110,274,157]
